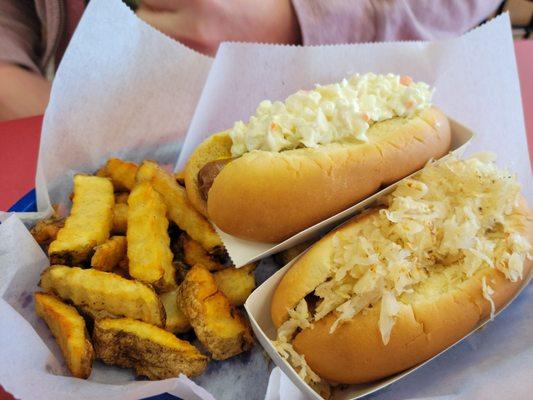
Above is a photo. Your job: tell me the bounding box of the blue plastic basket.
[8,189,37,212]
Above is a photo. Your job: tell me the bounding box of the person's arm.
[291,0,502,45]
[0,62,50,120]
[136,0,301,56]
[0,0,50,121]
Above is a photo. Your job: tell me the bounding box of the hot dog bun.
[185,107,451,242]
[185,133,233,217]
[270,155,531,386]
[271,206,531,384]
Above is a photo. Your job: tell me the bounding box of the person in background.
[0,0,501,121]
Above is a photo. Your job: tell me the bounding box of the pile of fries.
[31,158,257,380]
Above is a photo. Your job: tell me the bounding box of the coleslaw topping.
[230,73,433,157]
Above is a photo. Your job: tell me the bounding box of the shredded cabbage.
[230,73,433,156]
[482,276,496,321]
[273,155,531,386]
[273,299,320,384]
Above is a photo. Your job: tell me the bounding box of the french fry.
[34,292,94,379]
[182,234,226,271]
[115,192,129,204]
[91,236,127,272]
[177,266,254,360]
[48,175,114,265]
[160,289,191,334]
[30,214,65,252]
[136,161,222,252]
[77,305,118,322]
[93,318,208,379]
[112,203,128,234]
[174,170,186,187]
[111,264,130,279]
[173,260,189,283]
[39,266,165,326]
[213,264,256,306]
[127,182,176,292]
[117,256,129,272]
[97,158,138,191]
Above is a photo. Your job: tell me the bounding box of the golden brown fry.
[127,182,176,292]
[115,192,129,204]
[77,305,118,321]
[48,175,114,265]
[91,236,127,272]
[177,266,254,360]
[173,260,189,283]
[30,214,65,252]
[182,234,226,271]
[117,257,129,272]
[39,266,165,326]
[160,289,191,334]
[112,203,128,234]
[272,240,314,267]
[93,318,208,379]
[136,161,222,252]
[98,158,138,191]
[34,292,94,379]
[213,264,256,306]
[174,170,186,187]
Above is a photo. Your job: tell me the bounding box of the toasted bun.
[293,265,530,384]
[184,133,233,217]
[271,205,531,384]
[270,210,378,328]
[204,107,450,242]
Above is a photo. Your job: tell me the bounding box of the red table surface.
[0,41,532,399]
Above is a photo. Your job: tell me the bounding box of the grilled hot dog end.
[197,158,233,201]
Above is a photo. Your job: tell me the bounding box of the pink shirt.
[0,0,501,75]
[292,0,501,43]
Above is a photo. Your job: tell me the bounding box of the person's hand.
[137,0,301,56]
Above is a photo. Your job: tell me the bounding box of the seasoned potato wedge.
[115,192,129,204]
[182,234,226,271]
[127,182,176,292]
[91,236,127,272]
[112,203,128,234]
[159,289,191,334]
[30,214,65,253]
[174,170,186,187]
[136,161,222,252]
[213,264,256,306]
[77,305,118,322]
[39,266,165,326]
[48,175,114,265]
[93,318,207,379]
[116,256,129,272]
[97,158,138,191]
[173,260,189,283]
[178,266,254,360]
[34,292,94,379]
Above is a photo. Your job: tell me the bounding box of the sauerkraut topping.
[273,299,321,384]
[273,155,531,387]
[229,73,433,157]
[482,276,496,321]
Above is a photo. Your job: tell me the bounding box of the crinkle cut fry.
[136,161,222,252]
[39,266,166,326]
[48,175,114,265]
